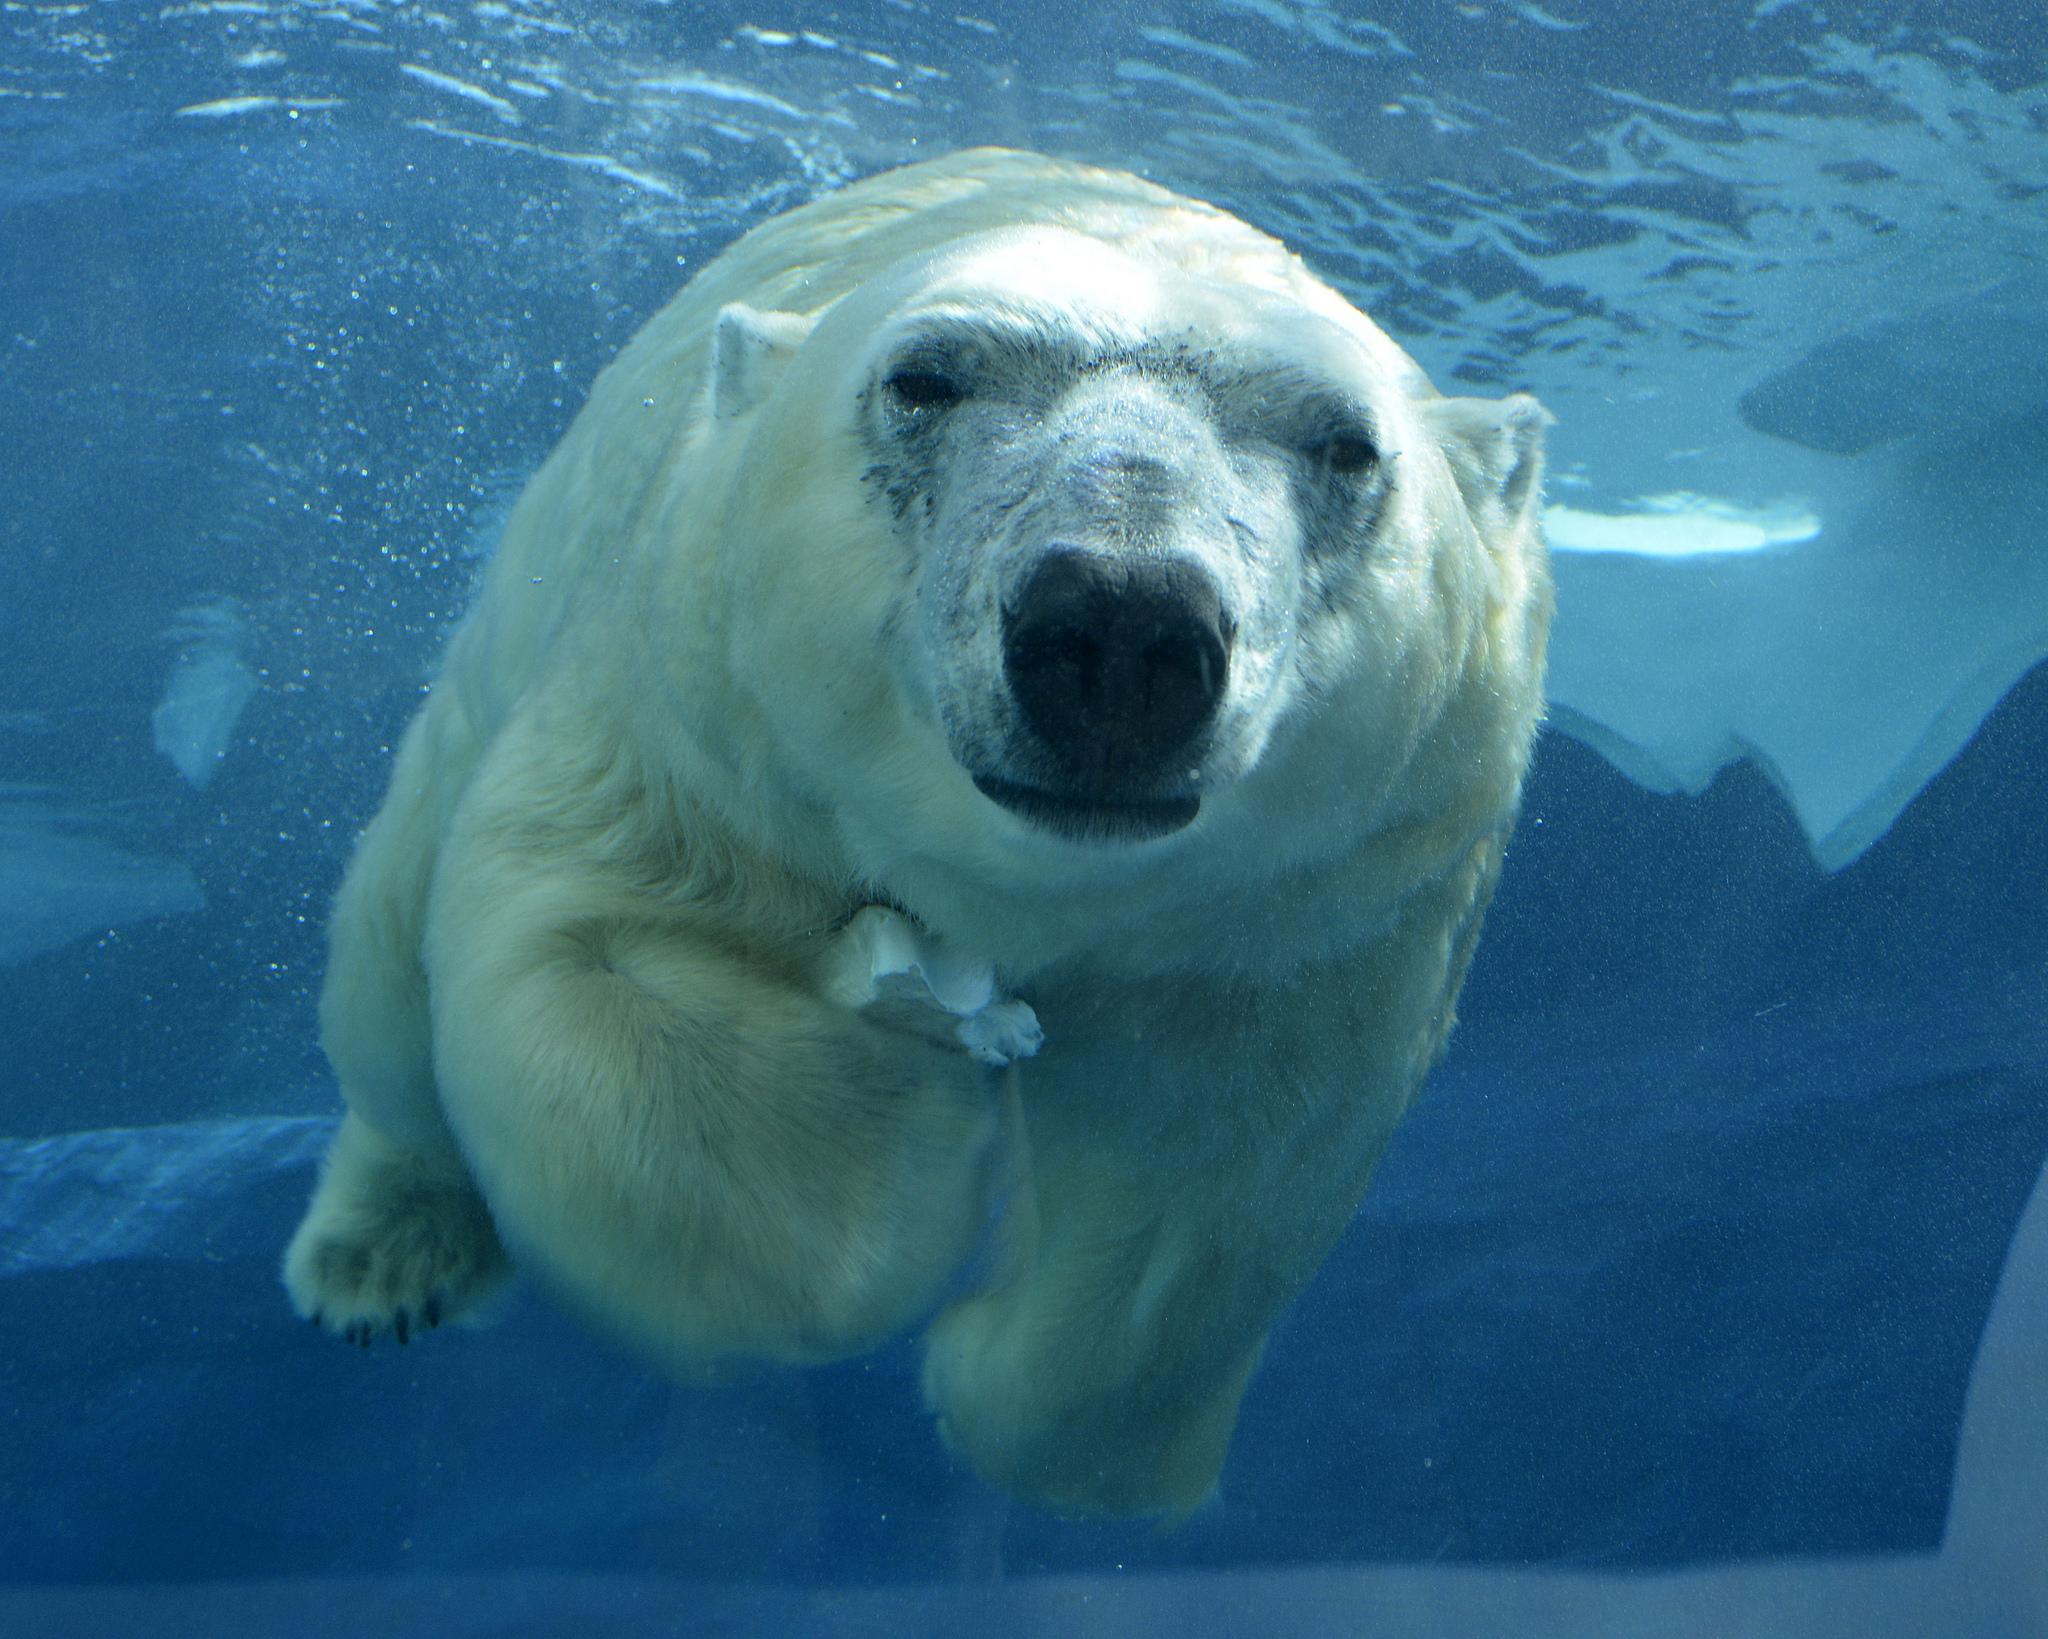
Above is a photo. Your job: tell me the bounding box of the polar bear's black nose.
[1002,548,1230,779]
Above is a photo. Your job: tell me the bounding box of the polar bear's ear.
[708,303,815,421]
[1422,392,1551,538]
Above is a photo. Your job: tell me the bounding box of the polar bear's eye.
[1320,430,1378,476]
[885,369,966,412]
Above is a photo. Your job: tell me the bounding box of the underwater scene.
[3,1,2045,1633]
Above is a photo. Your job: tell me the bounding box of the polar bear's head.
[701,221,1546,955]
[854,230,1374,848]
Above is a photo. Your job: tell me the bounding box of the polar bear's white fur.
[283,149,1551,1518]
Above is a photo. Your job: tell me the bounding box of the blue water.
[3,3,2045,1633]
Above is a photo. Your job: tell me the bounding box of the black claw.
[395,1310,410,1345]
[424,1295,442,1329]
[309,1311,324,1328]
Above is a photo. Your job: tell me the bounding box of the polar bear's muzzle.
[973,545,1229,844]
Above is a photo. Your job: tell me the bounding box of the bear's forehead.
[894,225,1419,394]
[923,228,1188,325]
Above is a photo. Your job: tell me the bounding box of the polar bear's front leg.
[426,901,1015,1368]
[418,722,1020,1370]
[283,1112,512,1344]
[920,1184,1274,1520]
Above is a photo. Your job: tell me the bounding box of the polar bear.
[283,148,1551,1518]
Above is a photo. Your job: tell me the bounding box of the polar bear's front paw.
[824,906,1043,1068]
[283,1118,512,1347]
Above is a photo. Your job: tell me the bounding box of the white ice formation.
[0,796,203,965]
[153,598,259,790]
